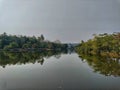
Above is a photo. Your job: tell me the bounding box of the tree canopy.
[0,32,68,51]
[76,32,120,58]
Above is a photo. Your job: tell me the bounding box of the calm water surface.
[0,52,120,90]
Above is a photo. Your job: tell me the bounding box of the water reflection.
[0,51,120,90]
[79,54,120,77]
[0,50,120,77]
[0,50,67,68]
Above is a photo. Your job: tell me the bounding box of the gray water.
[0,52,120,90]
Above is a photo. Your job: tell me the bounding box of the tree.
[4,42,18,50]
[76,33,120,58]
[9,42,18,48]
[0,32,67,51]
[41,34,44,41]
[22,44,30,48]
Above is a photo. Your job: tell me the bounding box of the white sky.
[0,0,120,43]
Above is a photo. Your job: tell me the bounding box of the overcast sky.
[0,0,120,43]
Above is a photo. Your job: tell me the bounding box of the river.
[0,51,120,90]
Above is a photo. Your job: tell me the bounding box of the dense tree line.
[0,32,67,51]
[76,32,120,58]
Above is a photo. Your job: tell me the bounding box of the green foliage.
[0,32,68,51]
[9,42,19,48]
[76,32,120,58]
[4,42,18,50]
[40,34,44,41]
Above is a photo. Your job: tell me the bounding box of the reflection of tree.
[0,50,67,68]
[79,54,120,77]
[54,54,61,59]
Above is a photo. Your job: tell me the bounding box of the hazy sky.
[0,0,120,43]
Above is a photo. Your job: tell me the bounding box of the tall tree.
[41,34,44,41]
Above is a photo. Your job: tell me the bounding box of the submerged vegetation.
[76,32,120,58]
[0,32,67,51]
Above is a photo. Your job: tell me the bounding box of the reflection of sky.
[0,0,120,43]
[0,53,120,90]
